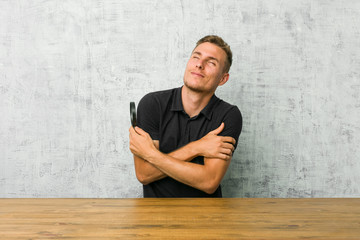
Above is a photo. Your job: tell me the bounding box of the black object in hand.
[130,102,137,127]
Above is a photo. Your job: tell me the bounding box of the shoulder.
[213,98,242,148]
[140,88,177,104]
[138,87,180,114]
[137,88,179,139]
[214,98,242,121]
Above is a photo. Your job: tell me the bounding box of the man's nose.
[196,61,204,69]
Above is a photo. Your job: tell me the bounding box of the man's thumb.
[210,122,225,135]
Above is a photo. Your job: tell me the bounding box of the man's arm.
[130,124,235,194]
[133,141,163,185]
[133,140,197,185]
[150,154,230,195]
[133,123,235,185]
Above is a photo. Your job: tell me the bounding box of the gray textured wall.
[1,0,359,198]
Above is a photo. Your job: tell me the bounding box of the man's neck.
[181,86,214,118]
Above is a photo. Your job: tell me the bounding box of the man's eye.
[193,56,199,59]
[209,61,216,66]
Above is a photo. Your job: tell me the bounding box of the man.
[129,35,242,197]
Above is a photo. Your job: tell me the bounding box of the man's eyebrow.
[192,51,219,62]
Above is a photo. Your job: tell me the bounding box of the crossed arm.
[129,123,236,194]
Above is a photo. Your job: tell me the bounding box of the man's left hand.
[129,126,158,160]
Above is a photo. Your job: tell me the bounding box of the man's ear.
[218,73,229,86]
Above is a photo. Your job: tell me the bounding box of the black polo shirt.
[137,86,242,198]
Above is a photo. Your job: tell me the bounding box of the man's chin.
[184,82,205,93]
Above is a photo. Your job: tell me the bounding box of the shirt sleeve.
[218,106,243,150]
[136,93,160,140]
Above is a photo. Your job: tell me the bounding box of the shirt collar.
[170,87,184,112]
[170,86,219,120]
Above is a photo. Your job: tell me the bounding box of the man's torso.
[137,87,242,197]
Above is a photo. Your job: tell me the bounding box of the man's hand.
[129,126,158,160]
[195,122,235,161]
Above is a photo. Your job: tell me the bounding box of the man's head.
[194,35,232,74]
[183,35,232,94]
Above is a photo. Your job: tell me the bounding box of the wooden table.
[1,198,359,239]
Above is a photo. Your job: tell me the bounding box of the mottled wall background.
[1,0,359,198]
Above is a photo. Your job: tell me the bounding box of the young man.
[129,35,242,197]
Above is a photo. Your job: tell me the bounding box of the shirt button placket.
[185,118,191,142]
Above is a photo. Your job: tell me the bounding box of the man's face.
[183,42,229,94]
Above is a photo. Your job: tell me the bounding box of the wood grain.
[0,198,359,239]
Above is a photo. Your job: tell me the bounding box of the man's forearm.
[145,149,227,194]
[168,141,200,161]
[134,141,201,185]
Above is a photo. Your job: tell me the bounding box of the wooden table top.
[1,198,359,239]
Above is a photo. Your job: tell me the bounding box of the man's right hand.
[195,122,236,161]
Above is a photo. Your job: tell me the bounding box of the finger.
[134,126,147,136]
[129,127,140,140]
[209,122,224,135]
[221,143,235,153]
[221,148,233,157]
[129,127,135,137]
[218,153,232,161]
[221,136,236,145]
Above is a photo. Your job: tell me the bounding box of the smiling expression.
[183,42,229,94]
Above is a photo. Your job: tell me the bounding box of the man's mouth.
[191,72,204,78]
